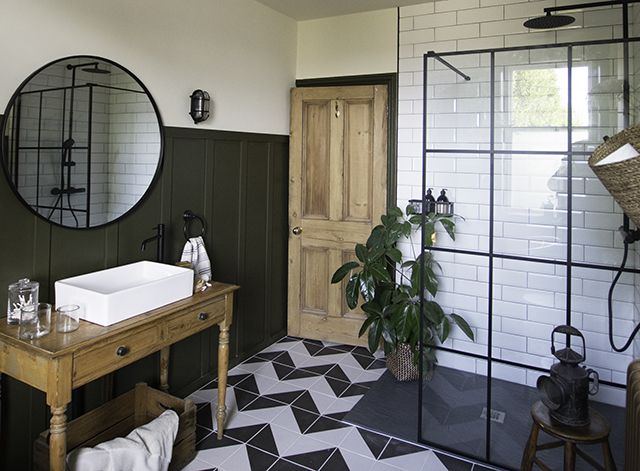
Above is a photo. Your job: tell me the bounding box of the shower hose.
[608,240,640,352]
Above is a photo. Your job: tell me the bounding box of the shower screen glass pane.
[489,258,567,469]
[495,48,570,152]
[494,153,568,260]
[426,53,491,150]
[421,254,488,459]
[421,354,488,462]
[572,43,626,152]
[425,151,490,252]
[570,158,627,265]
[488,365,551,469]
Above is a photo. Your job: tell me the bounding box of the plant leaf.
[408,214,424,225]
[423,300,445,325]
[355,243,368,263]
[358,315,376,338]
[436,318,450,343]
[359,272,376,302]
[345,275,360,309]
[439,218,456,241]
[368,262,392,283]
[369,245,386,262]
[388,207,403,218]
[367,225,385,248]
[331,261,360,284]
[387,247,403,263]
[381,317,396,348]
[451,313,475,340]
[423,223,435,248]
[368,320,383,353]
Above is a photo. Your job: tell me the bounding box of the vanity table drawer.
[73,326,161,386]
[166,298,226,341]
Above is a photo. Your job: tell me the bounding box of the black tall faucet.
[141,223,165,263]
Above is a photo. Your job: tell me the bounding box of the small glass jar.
[19,303,51,340]
[7,278,39,325]
[56,304,81,333]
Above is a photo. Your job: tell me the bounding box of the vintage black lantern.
[536,325,599,427]
[189,89,210,124]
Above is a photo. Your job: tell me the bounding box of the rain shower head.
[81,64,111,74]
[524,12,575,29]
[66,62,111,74]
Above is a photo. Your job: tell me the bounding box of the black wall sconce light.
[189,89,210,124]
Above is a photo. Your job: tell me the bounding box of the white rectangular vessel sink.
[55,261,193,326]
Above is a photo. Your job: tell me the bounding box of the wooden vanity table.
[0,281,239,471]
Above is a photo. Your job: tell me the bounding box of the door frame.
[295,73,398,210]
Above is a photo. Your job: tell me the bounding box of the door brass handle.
[292,226,302,235]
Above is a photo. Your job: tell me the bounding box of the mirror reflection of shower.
[2,56,162,228]
[47,62,113,226]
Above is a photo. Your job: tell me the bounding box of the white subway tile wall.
[398,0,639,405]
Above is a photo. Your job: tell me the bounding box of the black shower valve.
[618,225,640,244]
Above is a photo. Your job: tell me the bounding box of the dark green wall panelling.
[0,125,289,469]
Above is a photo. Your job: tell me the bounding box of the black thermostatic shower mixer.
[536,325,599,427]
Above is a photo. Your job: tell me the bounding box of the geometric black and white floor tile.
[183,336,497,471]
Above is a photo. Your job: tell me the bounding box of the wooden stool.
[521,401,616,471]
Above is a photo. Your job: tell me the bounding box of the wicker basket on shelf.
[588,126,640,227]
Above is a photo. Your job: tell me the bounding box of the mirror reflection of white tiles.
[183,337,494,471]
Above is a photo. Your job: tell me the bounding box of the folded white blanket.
[180,236,212,283]
[66,409,179,471]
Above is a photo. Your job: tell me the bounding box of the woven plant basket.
[589,126,640,227]
[386,343,419,381]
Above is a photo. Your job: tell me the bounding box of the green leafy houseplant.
[331,205,474,378]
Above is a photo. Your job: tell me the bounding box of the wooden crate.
[33,383,196,471]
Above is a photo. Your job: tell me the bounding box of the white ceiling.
[255,0,430,20]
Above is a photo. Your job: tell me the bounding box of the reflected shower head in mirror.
[66,62,111,74]
[81,64,111,74]
[524,12,575,29]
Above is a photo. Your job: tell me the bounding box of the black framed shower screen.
[418,35,640,469]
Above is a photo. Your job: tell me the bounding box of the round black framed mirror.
[1,55,164,229]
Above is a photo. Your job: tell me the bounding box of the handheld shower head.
[524,12,575,29]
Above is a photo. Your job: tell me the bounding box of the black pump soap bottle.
[425,188,436,214]
[436,189,453,215]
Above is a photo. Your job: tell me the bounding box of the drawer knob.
[116,346,130,357]
[198,312,209,321]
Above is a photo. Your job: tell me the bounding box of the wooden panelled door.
[288,85,388,345]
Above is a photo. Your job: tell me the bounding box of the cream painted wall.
[296,9,397,79]
[0,0,297,135]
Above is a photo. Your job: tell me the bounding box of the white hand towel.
[180,236,212,282]
[66,409,179,471]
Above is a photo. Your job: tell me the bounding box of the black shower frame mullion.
[425,148,594,155]
[484,50,496,462]
[566,46,574,336]
[419,34,638,469]
[86,85,93,228]
[36,91,43,211]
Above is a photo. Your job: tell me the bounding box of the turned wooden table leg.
[46,356,72,471]
[602,439,616,471]
[564,441,576,471]
[160,346,170,393]
[49,405,67,471]
[217,321,230,439]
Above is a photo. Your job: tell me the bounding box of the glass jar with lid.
[7,278,39,325]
